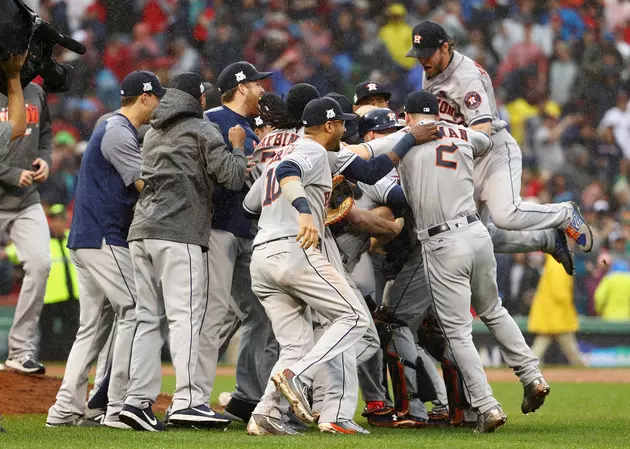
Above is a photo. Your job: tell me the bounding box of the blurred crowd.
[2,0,629,322]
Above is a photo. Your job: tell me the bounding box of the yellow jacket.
[594,273,630,321]
[528,255,578,334]
[6,230,79,304]
[379,22,416,70]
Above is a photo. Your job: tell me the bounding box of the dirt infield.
[1,367,628,415]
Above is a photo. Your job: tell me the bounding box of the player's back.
[250,128,302,181]
[398,121,490,230]
[253,138,332,247]
[423,51,503,132]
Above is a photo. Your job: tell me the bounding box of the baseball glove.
[325,175,355,227]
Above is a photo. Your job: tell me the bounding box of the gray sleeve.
[0,122,11,157]
[243,176,263,214]
[202,123,247,190]
[101,125,142,187]
[469,129,493,157]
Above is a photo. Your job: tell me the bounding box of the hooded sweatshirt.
[128,88,247,250]
[0,83,53,211]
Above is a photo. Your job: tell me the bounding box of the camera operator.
[0,52,28,154]
[0,55,54,375]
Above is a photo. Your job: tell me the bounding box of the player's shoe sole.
[318,421,370,434]
[521,378,550,414]
[476,406,507,433]
[551,229,574,275]
[272,369,314,424]
[167,405,231,429]
[247,414,303,436]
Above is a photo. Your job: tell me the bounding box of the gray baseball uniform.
[365,127,559,256]
[0,122,11,157]
[244,137,369,421]
[422,51,573,232]
[0,84,52,364]
[48,114,141,426]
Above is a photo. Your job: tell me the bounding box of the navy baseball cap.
[302,97,356,127]
[169,72,205,100]
[402,90,439,115]
[216,61,272,93]
[406,21,448,59]
[359,108,404,137]
[120,70,166,98]
[287,83,320,120]
[354,81,392,105]
[325,92,358,139]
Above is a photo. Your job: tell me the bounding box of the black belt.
[427,213,480,238]
[253,235,321,250]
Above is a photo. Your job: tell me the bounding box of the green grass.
[2,376,629,449]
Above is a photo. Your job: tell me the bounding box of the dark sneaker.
[167,405,231,429]
[476,406,507,433]
[272,369,313,424]
[119,405,165,432]
[45,418,102,428]
[318,420,370,435]
[224,397,257,422]
[521,377,550,414]
[5,357,45,374]
[565,202,593,252]
[551,229,574,275]
[247,414,303,436]
[392,414,430,429]
[362,401,398,427]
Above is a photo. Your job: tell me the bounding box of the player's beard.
[326,134,342,152]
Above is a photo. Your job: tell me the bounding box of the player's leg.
[148,240,208,416]
[85,322,116,419]
[383,247,431,422]
[47,250,115,425]
[122,240,167,431]
[421,229,500,416]
[469,229,543,387]
[196,231,238,407]
[477,132,591,250]
[224,236,275,421]
[351,252,376,299]
[5,204,51,369]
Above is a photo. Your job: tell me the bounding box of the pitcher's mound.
[0,370,172,415]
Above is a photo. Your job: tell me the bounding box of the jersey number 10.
[263,168,282,205]
[436,143,459,170]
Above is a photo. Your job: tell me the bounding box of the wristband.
[392,133,417,159]
[291,197,312,214]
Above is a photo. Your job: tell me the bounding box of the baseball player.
[407,21,592,261]
[197,61,274,423]
[0,72,54,374]
[385,90,510,432]
[47,71,164,428]
[353,81,392,110]
[244,97,372,436]
[120,73,246,431]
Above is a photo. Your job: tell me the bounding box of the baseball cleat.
[167,405,231,428]
[45,418,102,428]
[119,405,165,432]
[102,418,131,430]
[272,369,314,424]
[0,363,5,371]
[392,414,431,429]
[565,202,593,252]
[318,420,370,435]
[247,414,303,436]
[5,356,45,374]
[362,401,398,427]
[84,402,106,423]
[521,377,550,414]
[551,229,574,275]
[475,406,507,434]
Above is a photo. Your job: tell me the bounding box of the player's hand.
[0,51,28,78]
[392,217,405,235]
[246,155,256,174]
[408,122,438,145]
[296,213,319,250]
[228,125,246,149]
[18,170,34,187]
[32,158,49,182]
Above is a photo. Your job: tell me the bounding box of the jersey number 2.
[436,143,458,170]
[263,168,282,205]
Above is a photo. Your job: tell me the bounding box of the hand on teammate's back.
[296,213,318,250]
[0,51,28,78]
[228,125,246,149]
[407,123,438,146]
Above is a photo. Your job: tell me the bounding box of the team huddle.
[43,21,593,435]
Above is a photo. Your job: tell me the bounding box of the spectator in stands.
[496,253,540,316]
[548,41,579,107]
[378,4,415,70]
[529,256,585,366]
[169,38,200,79]
[594,260,630,321]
